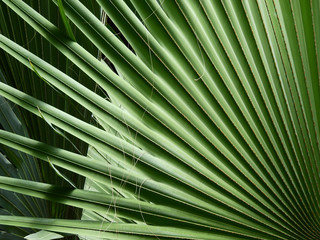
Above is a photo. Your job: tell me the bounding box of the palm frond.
[0,0,319,239]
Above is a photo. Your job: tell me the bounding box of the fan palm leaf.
[0,0,319,239]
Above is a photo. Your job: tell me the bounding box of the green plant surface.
[0,0,319,239]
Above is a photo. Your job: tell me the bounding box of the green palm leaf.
[0,0,319,239]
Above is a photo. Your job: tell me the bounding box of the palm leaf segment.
[0,0,319,239]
